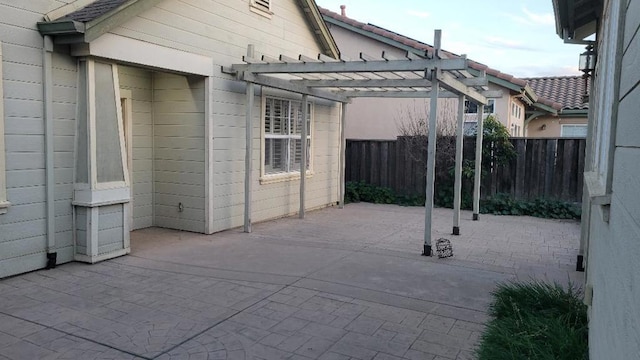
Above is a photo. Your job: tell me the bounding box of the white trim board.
[71,33,214,76]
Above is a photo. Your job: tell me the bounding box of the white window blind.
[264,97,311,176]
[561,124,588,138]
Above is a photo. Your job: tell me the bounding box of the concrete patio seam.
[0,310,152,360]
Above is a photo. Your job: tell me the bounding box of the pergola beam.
[337,90,502,99]
[233,57,467,74]
[293,77,488,88]
[240,72,349,103]
[437,71,488,105]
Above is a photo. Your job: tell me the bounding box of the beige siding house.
[553,0,640,358]
[524,76,589,137]
[0,0,342,278]
[320,6,562,139]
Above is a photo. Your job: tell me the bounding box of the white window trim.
[250,0,273,18]
[0,43,9,214]
[561,124,588,138]
[260,94,314,184]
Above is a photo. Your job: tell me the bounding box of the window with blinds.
[263,97,312,176]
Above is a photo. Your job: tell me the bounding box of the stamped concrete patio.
[0,203,582,360]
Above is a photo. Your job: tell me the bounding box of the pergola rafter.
[225,30,499,256]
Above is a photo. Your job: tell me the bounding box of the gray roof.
[66,0,128,22]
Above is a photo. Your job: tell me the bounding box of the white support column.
[453,94,465,235]
[339,102,347,209]
[299,95,308,219]
[423,29,442,257]
[473,103,485,221]
[244,45,255,233]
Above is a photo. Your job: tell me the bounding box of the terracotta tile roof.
[523,76,589,111]
[319,6,564,111]
[65,0,128,22]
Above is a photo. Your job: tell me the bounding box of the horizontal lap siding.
[0,1,79,278]
[97,204,124,255]
[112,0,340,233]
[153,72,206,233]
[119,66,153,230]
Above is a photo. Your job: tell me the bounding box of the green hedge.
[345,181,581,220]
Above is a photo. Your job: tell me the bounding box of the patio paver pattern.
[0,204,582,360]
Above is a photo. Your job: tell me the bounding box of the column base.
[46,252,57,269]
[576,255,585,272]
[422,245,432,256]
[473,213,479,221]
[452,226,460,235]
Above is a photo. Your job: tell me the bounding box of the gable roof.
[39,0,339,58]
[524,76,589,112]
[64,0,129,22]
[319,6,563,113]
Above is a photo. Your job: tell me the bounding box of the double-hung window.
[263,96,312,177]
[464,99,495,115]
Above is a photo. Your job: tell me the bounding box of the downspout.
[43,35,56,268]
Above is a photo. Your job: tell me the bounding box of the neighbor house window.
[263,96,312,177]
[250,0,272,17]
[561,124,588,138]
[0,43,8,214]
[465,99,495,115]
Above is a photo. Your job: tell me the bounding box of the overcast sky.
[315,0,586,78]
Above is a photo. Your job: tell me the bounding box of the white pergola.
[224,31,500,256]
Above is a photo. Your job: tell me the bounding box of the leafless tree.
[395,98,460,168]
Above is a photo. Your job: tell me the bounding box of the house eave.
[532,102,559,115]
[37,20,86,36]
[299,0,340,59]
[560,108,589,117]
[552,0,601,40]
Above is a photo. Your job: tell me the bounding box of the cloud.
[522,7,555,26]
[483,36,539,51]
[407,10,430,18]
[502,7,555,26]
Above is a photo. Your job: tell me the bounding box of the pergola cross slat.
[226,30,498,256]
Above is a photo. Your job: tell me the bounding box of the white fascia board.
[72,33,214,76]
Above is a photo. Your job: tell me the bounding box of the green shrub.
[477,282,588,360]
[480,194,581,220]
[345,183,581,220]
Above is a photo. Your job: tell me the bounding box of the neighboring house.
[320,6,562,139]
[524,76,589,137]
[553,0,640,359]
[0,0,342,278]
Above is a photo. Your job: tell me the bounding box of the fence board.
[346,137,586,202]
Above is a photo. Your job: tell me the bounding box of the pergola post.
[453,95,465,235]
[423,73,440,256]
[472,101,485,221]
[299,95,308,218]
[339,102,347,209]
[423,31,442,257]
[243,44,255,233]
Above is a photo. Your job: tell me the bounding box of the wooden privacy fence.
[345,137,586,202]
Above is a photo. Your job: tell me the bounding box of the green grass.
[476,281,588,360]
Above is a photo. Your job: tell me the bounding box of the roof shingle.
[65,0,128,22]
[524,76,589,110]
[319,6,567,111]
